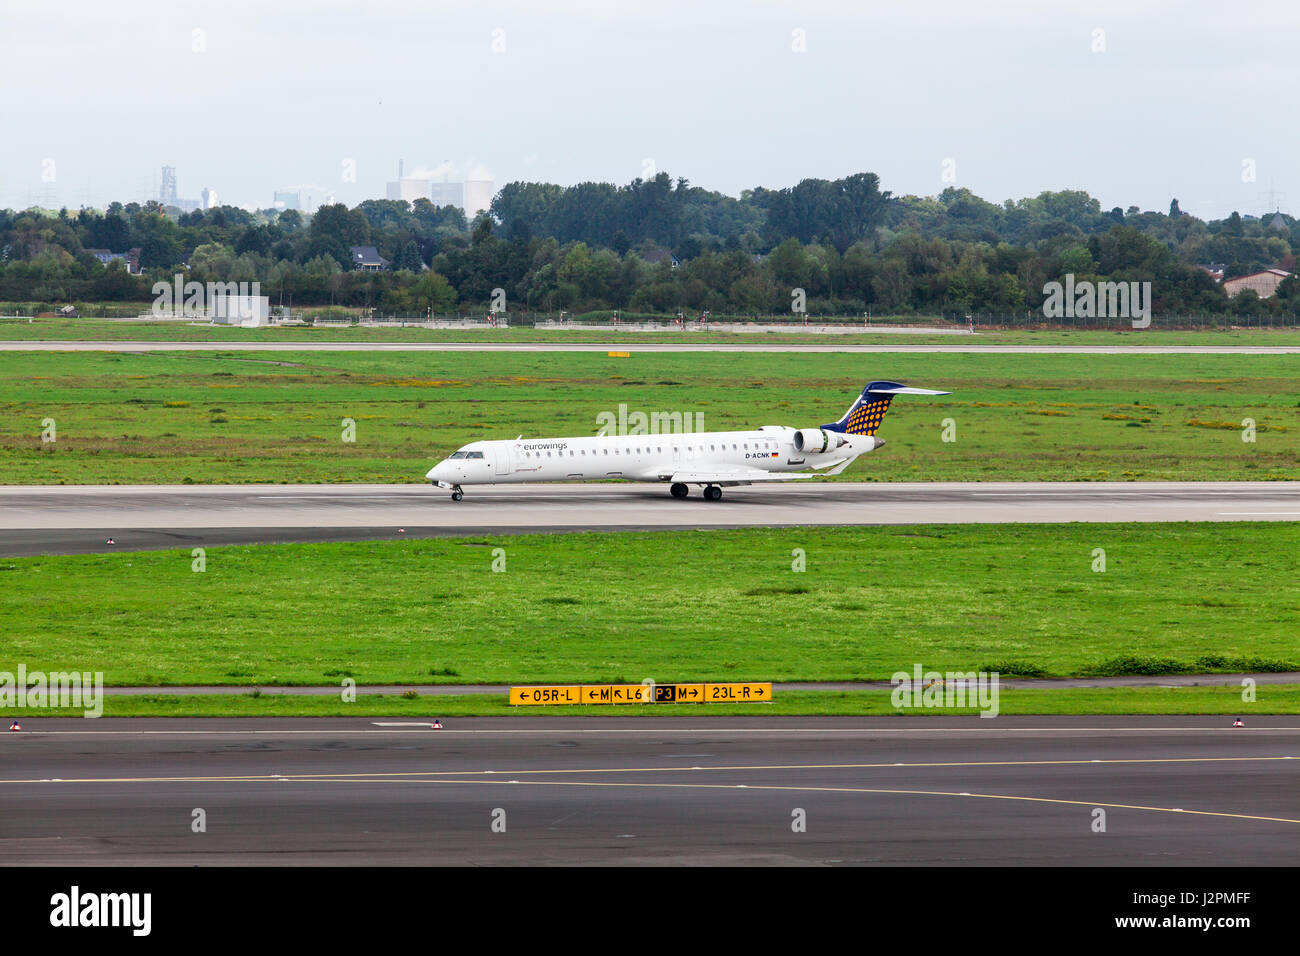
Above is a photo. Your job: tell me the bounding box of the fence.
[5,308,1300,330]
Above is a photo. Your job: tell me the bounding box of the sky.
[1,0,1296,220]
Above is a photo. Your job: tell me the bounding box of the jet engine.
[791,428,843,454]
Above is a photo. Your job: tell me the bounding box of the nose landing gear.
[450,485,464,501]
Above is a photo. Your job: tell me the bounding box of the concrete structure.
[383,169,487,213]
[201,187,218,210]
[464,178,494,215]
[273,190,301,211]
[429,180,464,209]
[385,178,435,203]
[1223,268,1292,298]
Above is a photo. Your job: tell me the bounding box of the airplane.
[425,379,950,500]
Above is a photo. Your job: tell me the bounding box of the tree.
[305,204,370,267]
[391,240,423,272]
[410,271,458,312]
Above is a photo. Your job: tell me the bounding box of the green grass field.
[10,685,1299,718]
[2,349,1295,483]
[2,315,1299,345]
[3,524,1296,687]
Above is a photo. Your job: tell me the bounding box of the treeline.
[2,172,1298,316]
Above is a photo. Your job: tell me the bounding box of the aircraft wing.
[669,465,819,486]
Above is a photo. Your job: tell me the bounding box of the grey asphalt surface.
[3,481,1297,556]
[2,716,1297,865]
[3,340,1300,353]
[92,673,1300,695]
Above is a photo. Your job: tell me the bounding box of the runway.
[2,481,1296,555]
[3,340,1300,353]
[2,716,1296,865]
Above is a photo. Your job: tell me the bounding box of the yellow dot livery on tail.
[823,381,951,437]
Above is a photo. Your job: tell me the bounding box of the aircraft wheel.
[704,485,722,502]
[451,488,464,501]
[670,483,688,498]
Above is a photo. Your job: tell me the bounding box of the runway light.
[432,718,443,729]
[1233,717,1245,727]
[9,720,20,731]
[106,538,115,545]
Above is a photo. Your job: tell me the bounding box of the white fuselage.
[426,427,878,487]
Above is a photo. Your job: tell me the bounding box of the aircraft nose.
[426,463,445,481]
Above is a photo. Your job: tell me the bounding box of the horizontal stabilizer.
[866,385,951,396]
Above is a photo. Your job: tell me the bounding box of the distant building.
[350,246,389,271]
[642,249,681,269]
[382,172,486,213]
[201,187,219,210]
[386,178,435,204]
[159,166,201,211]
[429,180,465,209]
[160,166,178,204]
[464,179,494,216]
[1223,268,1292,298]
[85,247,142,275]
[273,190,301,211]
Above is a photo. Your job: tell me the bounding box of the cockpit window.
[448,451,467,459]
[447,451,485,460]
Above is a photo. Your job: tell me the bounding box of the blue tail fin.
[823,381,951,436]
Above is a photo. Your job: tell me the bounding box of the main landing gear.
[670,482,722,501]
